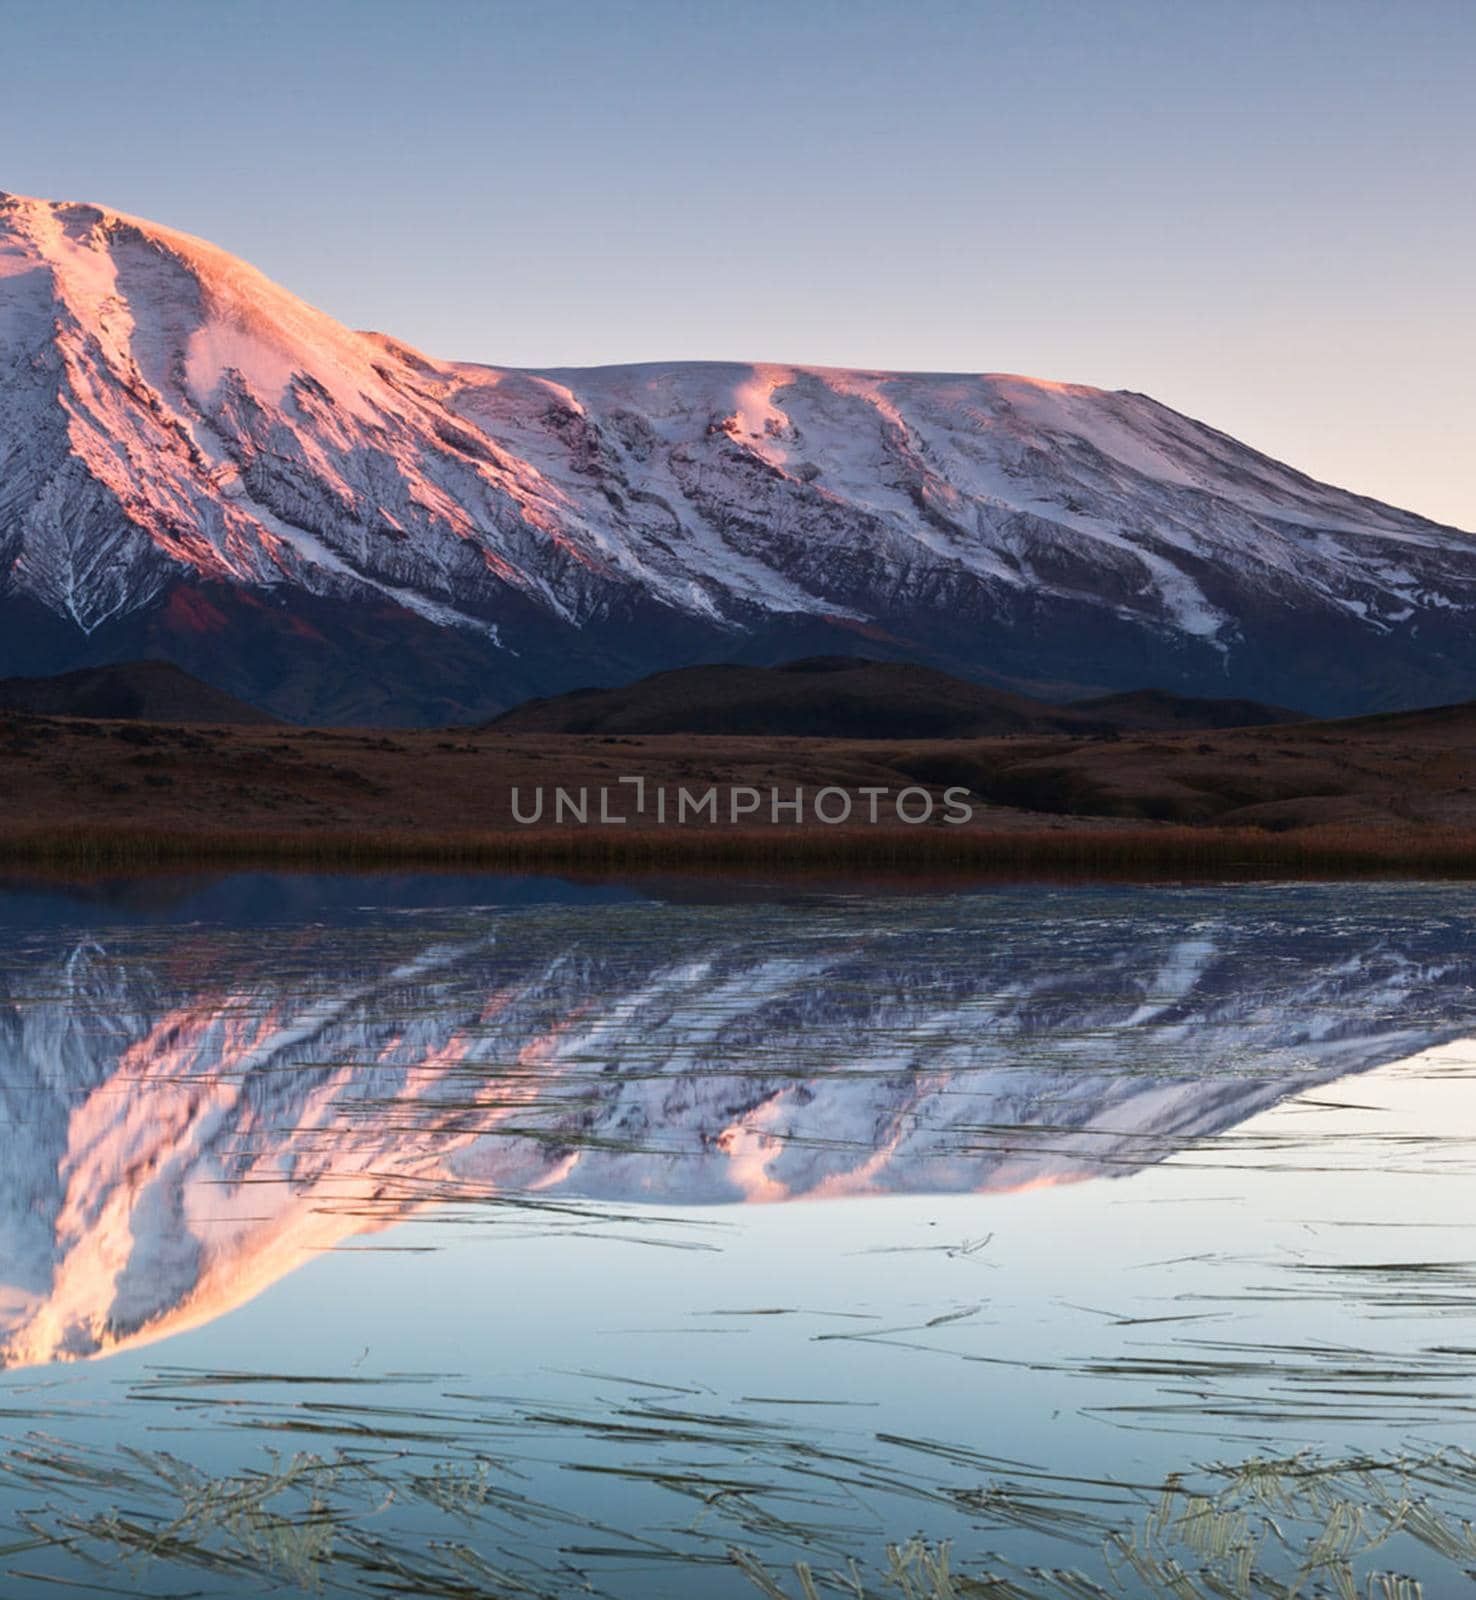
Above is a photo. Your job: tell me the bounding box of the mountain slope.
[489,655,1300,737]
[0,660,276,723]
[4,191,1475,723]
[1069,687,1305,731]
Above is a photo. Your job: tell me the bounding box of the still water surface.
[0,874,1473,1597]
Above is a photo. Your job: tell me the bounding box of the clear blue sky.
[6,0,1473,526]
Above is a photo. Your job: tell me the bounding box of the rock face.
[1,884,1473,1367]
[3,191,1475,724]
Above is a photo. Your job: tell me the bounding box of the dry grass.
[3,820,1476,877]
[8,699,1476,876]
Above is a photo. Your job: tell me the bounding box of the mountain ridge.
[4,190,1475,724]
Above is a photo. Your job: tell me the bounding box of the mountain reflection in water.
[1,881,1474,1369]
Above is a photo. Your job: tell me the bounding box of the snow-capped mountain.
[3,191,1475,723]
[1,887,1472,1367]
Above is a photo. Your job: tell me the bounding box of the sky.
[5,0,1474,526]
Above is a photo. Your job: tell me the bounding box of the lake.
[0,872,1473,1598]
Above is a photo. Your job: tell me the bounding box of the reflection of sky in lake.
[1,874,1474,1597]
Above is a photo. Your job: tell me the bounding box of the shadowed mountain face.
[5,192,1476,722]
[2,883,1476,1369]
